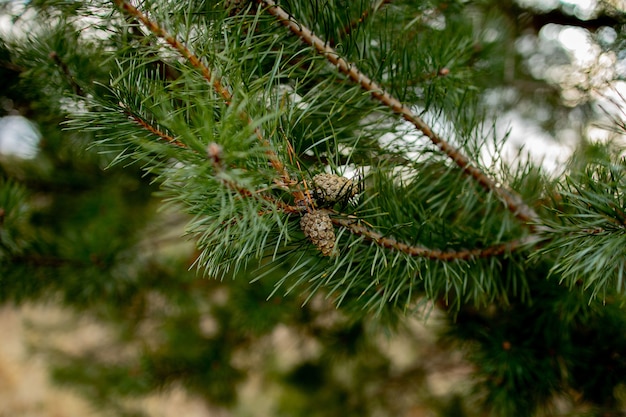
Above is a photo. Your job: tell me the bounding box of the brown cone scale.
[300,211,336,256]
[312,173,355,204]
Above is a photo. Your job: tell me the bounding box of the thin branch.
[330,213,539,261]
[123,109,188,148]
[208,142,301,214]
[113,0,302,201]
[498,2,626,34]
[49,51,85,96]
[259,0,541,227]
[210,146,524,261]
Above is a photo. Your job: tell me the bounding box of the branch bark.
[330,213,539,260]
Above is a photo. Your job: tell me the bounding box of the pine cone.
[312,173,356,204]
[300,211,336,257]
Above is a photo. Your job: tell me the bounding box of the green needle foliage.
[2,0,626,416]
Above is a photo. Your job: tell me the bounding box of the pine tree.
[2,1,626,416]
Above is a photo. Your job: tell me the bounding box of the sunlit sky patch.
[0,115,41,159]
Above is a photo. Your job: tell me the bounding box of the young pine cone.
[300,211,336,257]
[312,173,356,204]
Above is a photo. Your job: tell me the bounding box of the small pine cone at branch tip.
[300,211,336,257]
[312,173,356,204]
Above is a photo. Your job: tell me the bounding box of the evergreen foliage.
[2,0,626,416]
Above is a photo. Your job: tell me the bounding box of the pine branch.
[112,0,231,102]
[122,107,188,148]
[499,2,626,33]
[103,1,544,270]
[112,0,302,201]
[535,157,626,296]
[207,142,301,215]
[259,0,541,227]
[110,1,537,263]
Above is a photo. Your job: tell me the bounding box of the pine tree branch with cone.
[108,0,540,273]
[4,1,626,416]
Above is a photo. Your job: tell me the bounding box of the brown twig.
[331,213,539,260]
[259,0,541,227]
[124,111,188,148]
[208,142,301,214]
